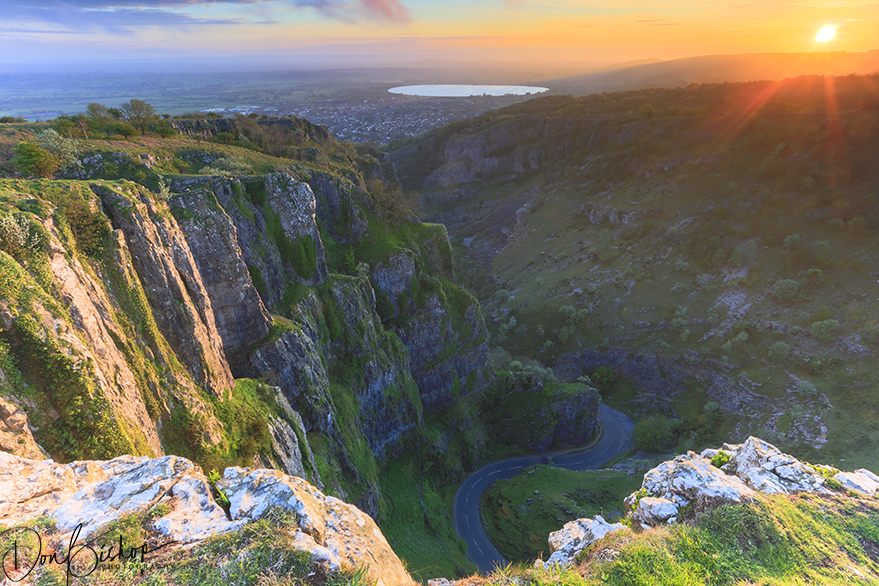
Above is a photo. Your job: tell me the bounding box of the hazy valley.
[1,64,879,586]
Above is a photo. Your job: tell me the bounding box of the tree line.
[53,99,176,140]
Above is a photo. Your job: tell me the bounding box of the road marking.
[488,470,501,476]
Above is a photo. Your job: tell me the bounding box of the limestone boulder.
[0,452,414,586]
[729,437,826,494]
[834,469,879,497]
[541,515,628,567]
[640,451,757,507]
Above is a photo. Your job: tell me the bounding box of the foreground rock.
[539,515,628,567]
[0,452,413,586]
[834,469,879,497]
[626,437,841,529]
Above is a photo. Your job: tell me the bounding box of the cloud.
[361,0,410,22]
[4,0,413,30]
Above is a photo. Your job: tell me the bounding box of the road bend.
[452,404,634,572]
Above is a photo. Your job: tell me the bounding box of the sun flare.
[816,25,836,42]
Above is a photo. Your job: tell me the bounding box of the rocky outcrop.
[0,451,413,586]
[0,397,45,459]
[721,436,827,494]
[423,118,598,187]
[369,239,489,413]
[539,515,628,568]
[170,187,272,351]
[624,437,834,528]
[97,184,234,398]
[834,469,879,497]
[310,171,369,244]
[265,174,329,286]
[488,372,600,452]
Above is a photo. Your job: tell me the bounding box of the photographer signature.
[1,522,177,585]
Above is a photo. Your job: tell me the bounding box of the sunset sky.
[1,0,877,72]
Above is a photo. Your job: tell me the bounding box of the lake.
[388,84,549,97]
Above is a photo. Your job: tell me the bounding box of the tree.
[121,99,156,135]
[86,103,112,138]
[12,142,60,178]
[72,114,90,139]
[110,121,137,139]
[52,116,77,139]
[153,120,177,138]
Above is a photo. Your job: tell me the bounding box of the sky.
[1,0,877,73]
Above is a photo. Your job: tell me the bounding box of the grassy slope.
[479,491,879,586]
[401,74,879,468]
[481,466,643,561]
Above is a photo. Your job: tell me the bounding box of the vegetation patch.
[481,466,643,561]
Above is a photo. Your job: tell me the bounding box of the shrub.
[710,451,730,468]
[797,379,818,397]
[810,319,840,343]
[768,341,790,363]
[634,415,677,453]
[11,142,59,178]
[783,234,800,248]
[771,279,800,303]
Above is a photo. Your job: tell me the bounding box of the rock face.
[171,187,272,351]
[541,515,628,567]
[0,397,44,459]
[487,372,600,452]
[0,451,413,586]
[97,184,235,398]
[422,118,598,188]
[264,174,329,286]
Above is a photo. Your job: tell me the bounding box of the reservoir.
[388,84,549,97]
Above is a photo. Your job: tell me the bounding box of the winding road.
[452,404,634,572]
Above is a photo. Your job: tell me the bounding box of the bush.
[810,319,840,343]
[797,379,818,397]
[11,142,59,178]
[768,341,790,363]
[771,279,800,303]
[634,415,677,453]
[710,451,730,468]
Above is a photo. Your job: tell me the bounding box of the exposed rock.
[264,174,329,286]
[631,497,680,527]
[423,118,598,187]
[171,187,272,351]
[541,515,628,567]
[96,183,234,398]
[0,396,46,460]
[834,469,879,497]
[310,171,369,244]
[371,249,417,321]
[0,452,413,586]
[41,218,163,455]
[266,388,322,488]
[730,437,827,494]
[625,451,757,528]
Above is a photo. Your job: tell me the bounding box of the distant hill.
[546,50,879,95]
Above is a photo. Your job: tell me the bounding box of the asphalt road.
[452,404,634,572]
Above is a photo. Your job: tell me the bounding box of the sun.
[816,25,836,42]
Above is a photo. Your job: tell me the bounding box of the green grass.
[471,492,879,585]
[377,454,476,581]
[481,466,643,561]
[412,77,879,470]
